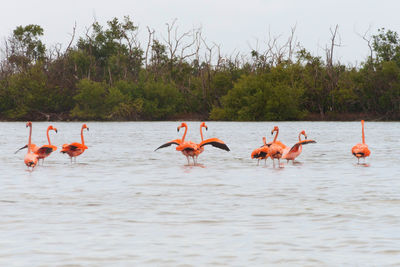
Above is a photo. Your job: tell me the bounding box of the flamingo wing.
[155,139,182,151]
[252,150,268,159]
[61,143,80,153]
[200,138,230,151]
[288,139,316,153]
[36,146,54,155]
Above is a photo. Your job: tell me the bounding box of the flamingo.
[16,125,58,164]
[251,137,270,165]
[34,125,58,165]
[60,124,89,162]
[196,122,230,162]
[155,122,200,165]
[24,121,38,169]
[282,130,316,163]
[268,126,284,166]
[352,120,371,163]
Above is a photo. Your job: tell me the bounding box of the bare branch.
[65,22,77,53]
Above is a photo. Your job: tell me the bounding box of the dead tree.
[324,24,342,112]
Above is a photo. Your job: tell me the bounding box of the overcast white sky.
[1,0,399,64]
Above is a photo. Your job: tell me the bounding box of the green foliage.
[373,28,400,64]
[211,66,306,121]
[72,79,108,119]
[1,21,400,121]
[139,80,184,120]
[7,24,46,70]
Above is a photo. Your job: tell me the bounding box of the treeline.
[0,17,399,121]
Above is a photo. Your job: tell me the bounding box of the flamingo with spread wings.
[282,130,316,163]
[61,124,89,162]
[196,122,230,162]
[155,122,229,165]
[23,121,38,169]
[155,122,200,165]
[351,120,371,163]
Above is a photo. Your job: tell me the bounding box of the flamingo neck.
[28,125,32,153]
[181,125,188,142]
[361,121,365,144]
[273,129,279,143]
[263,137,266,146]
[81,127,85,146]
[47,128,51,145]
[200,126,204,141]
[298,132,303,142]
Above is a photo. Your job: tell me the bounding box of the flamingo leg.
[264,158,267,165]
[257,159,260,166]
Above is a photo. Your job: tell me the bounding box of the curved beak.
[55,129,58,133]
[87,128,89,131]
[177,127,180,132]
[305,135,308,139]
[205,126,208,131]
[15,145,28,154]
[271,130,274,135]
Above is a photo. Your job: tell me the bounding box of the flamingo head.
[300,130,307,139]
[48,125,58,133]
[200,122,208,131]
[26,121,32,128]
[82,124,89,131]
[177,122,187,132]
[271,126,279,135]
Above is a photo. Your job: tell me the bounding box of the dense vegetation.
[0,17,399,121]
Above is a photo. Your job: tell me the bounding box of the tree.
[6,24,46,71]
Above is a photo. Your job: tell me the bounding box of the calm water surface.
[0,121,399,266]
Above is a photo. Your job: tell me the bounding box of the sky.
[1,0,399,65]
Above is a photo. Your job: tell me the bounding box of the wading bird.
[268,126,284,166]
[351,120,371,164]
[155,122,200,165]
[16,125,58,165]
[61,124,89,162]
[35,125,58,164]
[251,137,270,165]
[24,121,38,169]
[196,122,230,162]
[282,130,316,163]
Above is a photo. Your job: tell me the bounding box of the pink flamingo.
[24,121,38,169]
[282,130,316,163]
[34,125,58,165]
[155,122,200,165]
[352,120,371,164]
[196,122,230,162]
[251,137,270,165]
[61,124,89,162]
[268,126,284,167]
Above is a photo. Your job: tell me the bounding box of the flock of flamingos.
[18,120,371,170]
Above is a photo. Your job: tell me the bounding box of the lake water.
[1,121,399,266]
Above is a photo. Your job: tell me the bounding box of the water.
[1,121,399,266]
